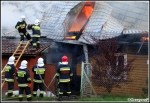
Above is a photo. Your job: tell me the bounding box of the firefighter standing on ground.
[27,19,41,50]
[32,57,46,97]
[15,15,32,45]
[16,60,32,101]
[56,55,73,101]
[4,56,16,97]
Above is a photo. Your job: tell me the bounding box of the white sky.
[1,1,61,35]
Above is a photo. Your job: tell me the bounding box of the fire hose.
[37,65,57,96]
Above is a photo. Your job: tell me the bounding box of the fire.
[140,37,149,41]
[69,2,95,32]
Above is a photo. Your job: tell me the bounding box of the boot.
[10,94,15,98]
[19,41,23,46]
[37,43,40,49]
[19,98,23,101]
[58,95,62,101]
[68,95,71,100]
[33,94,36,97]
[32,47,36,50]
[27,97,32,101]
[39,94,43,97]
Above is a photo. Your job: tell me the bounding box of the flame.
[140,37,149,41]
[69,2,95,32]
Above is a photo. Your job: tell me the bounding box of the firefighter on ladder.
[16,60,32,101]
[4,56,16,97]
[56,55,73,101]
[15,15,33,45]
[27,19,41,50]
[32,57,46,97]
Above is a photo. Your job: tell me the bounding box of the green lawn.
[2,94,148,101]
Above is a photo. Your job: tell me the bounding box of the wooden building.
[2,34,149,97]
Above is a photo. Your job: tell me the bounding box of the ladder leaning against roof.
[1,41,30,88]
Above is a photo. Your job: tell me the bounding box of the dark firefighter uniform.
[32,64,46,97]
[56,63,73,101]
[27,20,41,49]
[5,64,15,97]
[15,20,32,44]
[16,65,32,101]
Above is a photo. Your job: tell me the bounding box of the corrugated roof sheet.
[122,29,148,34]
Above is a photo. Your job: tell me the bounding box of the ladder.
[1,41,30,88]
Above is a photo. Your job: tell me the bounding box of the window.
[107,53,127,81]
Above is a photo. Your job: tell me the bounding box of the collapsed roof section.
[2,1,148,44]
[41,1,82,41]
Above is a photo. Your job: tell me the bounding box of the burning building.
[1,1,149,97]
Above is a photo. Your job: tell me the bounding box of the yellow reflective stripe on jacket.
[19,33,24,35]
[33,35,40,37]
[17,71,26,77]
[5,78,14,82]
[27,78,31,81]
[60,67,70,71]
[8,90,13,93]
[67,92,71,94]
[40,91,44,94]
[19,24,26,28]
[33,91,37,94]
[5,66,11,72]
[59,92,63,94]
[32,25,40,30]
[33,79,43,83]
[34,68,45,74]
[56,73,60,76]
[70,73,73,76]
[18,83,28,87]
[16,26,20,29]
[27,94,32,98]
[19,94,23,98]
[37,41,40,43]
[59,79,70,82]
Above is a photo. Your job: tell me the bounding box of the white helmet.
[20,15,25,22]
[34,19,40,25]
[7,56,15,64]
[37,57,44,67]
[20,60,28,69]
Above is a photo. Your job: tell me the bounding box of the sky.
[1,1,61,35]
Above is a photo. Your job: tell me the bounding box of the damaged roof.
[2,36,53,56]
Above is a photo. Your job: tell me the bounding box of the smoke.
[1,1,61,35]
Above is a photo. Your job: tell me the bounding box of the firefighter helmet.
[20,15,25,22]
[37,57,44,66]
[7,56,15,64]
[20,60,28,68]
[62,56,68,64]
[34,19,40,25]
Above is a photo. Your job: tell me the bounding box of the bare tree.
[87,36,136,93]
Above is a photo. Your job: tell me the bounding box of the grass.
[2,94,146,101]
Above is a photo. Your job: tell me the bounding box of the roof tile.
[2,38,52,55]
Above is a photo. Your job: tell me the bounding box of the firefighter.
[16,60,32,101]
[32,57,46,97]
[56,55,73,101]
[15,15,32,45]
[27,19,41,50]
[4,56,16,97]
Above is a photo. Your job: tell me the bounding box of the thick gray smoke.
[1,1,61,35]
